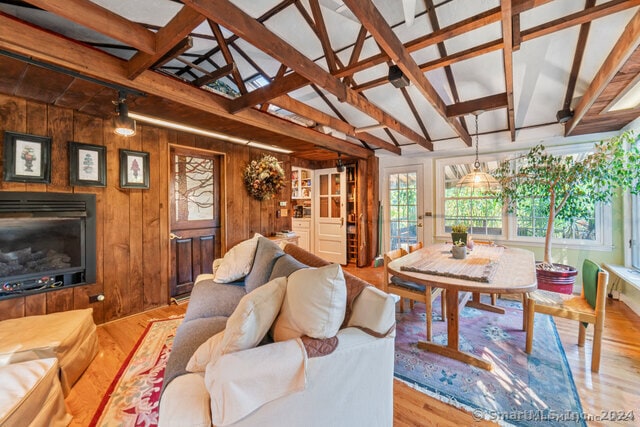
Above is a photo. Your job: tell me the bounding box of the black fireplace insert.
[0,192,96,300]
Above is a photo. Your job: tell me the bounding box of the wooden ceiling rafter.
[308,0,338,73]
[560,0,597,115]
[260,64,287,112]
[193,62,236,87]
[343,25,368,88]
[21,0,156,54]
[209,19,247,95]
[127,6,204,79]
[270,92,400,154]
[0,13,373,159]
[446,93,509,118]
[565,9,640,135]
[500,0,516,141]
[230,73,308,113]
[400,86,431,141]
[424,0,467,134]
[341,0,465,149]
[520,0,640,43]
[182,0,429,153]
[151,37,193,69]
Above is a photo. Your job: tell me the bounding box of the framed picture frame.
[69,142,106,187]
[119,149,149,189]
[3,131,51,183]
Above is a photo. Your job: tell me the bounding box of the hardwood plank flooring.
[66,265,640,426]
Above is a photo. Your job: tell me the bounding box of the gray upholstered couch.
[159,236,396,427]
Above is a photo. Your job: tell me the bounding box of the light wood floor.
[66,265,640,427]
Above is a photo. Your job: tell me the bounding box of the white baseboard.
[620,293,640,317]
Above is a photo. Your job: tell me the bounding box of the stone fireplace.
[0,192,96,300]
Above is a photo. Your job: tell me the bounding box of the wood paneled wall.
[0,94,378,323]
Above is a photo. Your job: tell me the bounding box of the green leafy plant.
[493,131,640,267]
[451,224,468,233]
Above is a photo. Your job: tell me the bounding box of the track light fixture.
[336,153,345,172]
[113,91,136,137]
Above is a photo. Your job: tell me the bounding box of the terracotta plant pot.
[535,263,577,294]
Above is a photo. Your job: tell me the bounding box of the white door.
[383,166,424,252]
[314,168,346,264]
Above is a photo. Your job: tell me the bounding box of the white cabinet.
[291,219,311,252]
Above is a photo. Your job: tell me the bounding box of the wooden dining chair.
[525,259,609,372]
[383,246,446,341]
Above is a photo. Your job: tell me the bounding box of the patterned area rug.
[90,318,182,427]
[395,297,586,427]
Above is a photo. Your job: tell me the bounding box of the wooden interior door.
[314,167,346,264]
[169,146,222,299]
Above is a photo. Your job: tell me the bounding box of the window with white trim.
[436,144,611,249]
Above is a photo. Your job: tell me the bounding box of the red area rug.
[90,318,182,427]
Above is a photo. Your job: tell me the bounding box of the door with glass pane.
[169,146,222,299]
[314,168,346,264]
[386,166,423,251]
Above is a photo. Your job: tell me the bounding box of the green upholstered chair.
[525,259,609,372]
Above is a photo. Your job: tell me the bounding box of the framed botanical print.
[3,131,51,183]
[69,142,106,187]
[119,149,149,189]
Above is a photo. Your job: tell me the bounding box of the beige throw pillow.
[213,234,260,283]
[272,263,347,342]
[186,276,287,372]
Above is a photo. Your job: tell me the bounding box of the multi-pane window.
[511,150,597,242]
[442,161,502,236]
[389,172,418,250]
[437,146,608,247]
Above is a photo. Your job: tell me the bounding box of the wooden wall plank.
[127,128,145,316]
[46,104,73,193]
[142,125,164,309]
[24,100,47,193]
[71,112,106,324]
[0,94,27,192]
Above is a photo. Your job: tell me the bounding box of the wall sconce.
[113,91,136,137]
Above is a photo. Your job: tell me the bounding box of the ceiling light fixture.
[113,91,136,137]
[388,65,410,88]
[456,111,500,192]
[128,112,294,154]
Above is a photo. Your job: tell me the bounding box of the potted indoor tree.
[493,131,640,293]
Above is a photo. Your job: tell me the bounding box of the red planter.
[536,263,578,294]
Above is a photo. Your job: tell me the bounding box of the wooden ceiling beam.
[182,0,428,152]
[193,62,236,87]
[425,0,467,134]
[22,0,157,54]
[309,0,338,73]
[446,93,508,118]
[342,0,467,148]
[209,20,248,95]
[270,95,401,154]
[151,37,193,69]
[500,0,516,141]
[561,0,597,114]
[0,13,372,159]
[127,6,204,79]
[343,25,368,87]
[565,9,640,135]
[521,0,640,43]
[229,73,308,113]
[400,86,430,140]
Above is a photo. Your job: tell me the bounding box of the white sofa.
[159,242,396,427]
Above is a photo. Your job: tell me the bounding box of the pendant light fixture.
[113,91,136,137]
[456,111,500,192]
